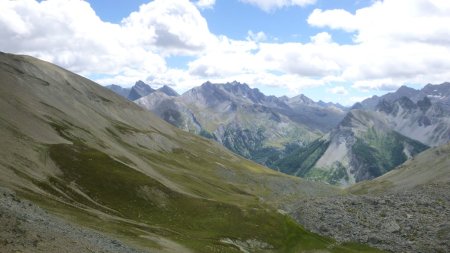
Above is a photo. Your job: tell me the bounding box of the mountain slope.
[277,109,428,185]
[375,96,450,146]
[0,52,380,252]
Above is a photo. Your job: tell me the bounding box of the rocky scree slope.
[291,183,450,253]
[0,52,380,253]
[0,187,148,253]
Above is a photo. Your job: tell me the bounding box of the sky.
[1,0,450,105]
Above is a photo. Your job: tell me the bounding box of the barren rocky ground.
[290,183,450,253]
[0,187,148,253]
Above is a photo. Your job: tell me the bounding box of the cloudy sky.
[1,0,450,105]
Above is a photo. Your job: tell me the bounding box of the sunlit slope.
[0,52,382,252]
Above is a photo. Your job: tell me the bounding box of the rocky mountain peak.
[289,94,315,106]
[396,85,417,96]
[128,80,155,101]
[157,85,179,97]
[134,80,148,87]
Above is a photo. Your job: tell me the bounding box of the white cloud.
[195,0,216,9]
[310,32,333,44]
[308,9,358,32]
[123,0,216,55]
[327,86,348,95]
[239,0,316,12]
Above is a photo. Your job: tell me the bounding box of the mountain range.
[109,80,450,186]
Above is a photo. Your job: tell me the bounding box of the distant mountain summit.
[157,85,179,97]
[106,81,179,100]
[127,80,155,100]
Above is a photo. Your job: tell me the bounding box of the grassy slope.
[0,52,382,252]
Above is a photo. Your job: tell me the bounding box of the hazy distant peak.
[157,85,179,97]
[289,94,315,106]
[128,80,155,101]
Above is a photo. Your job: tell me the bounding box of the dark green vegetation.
[304,162,349,185]
[221,127,279,165]
[352,128,428,178]
[273,139,330,176]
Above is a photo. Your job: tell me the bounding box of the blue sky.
[2,0,450,105]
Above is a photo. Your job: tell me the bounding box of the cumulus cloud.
[239,0,316,12]
[123,0,216,55]
[308,9,358,32]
